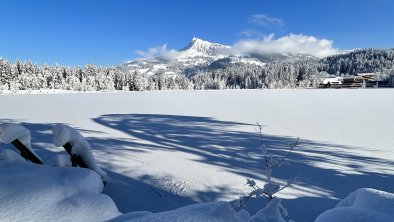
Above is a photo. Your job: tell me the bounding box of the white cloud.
[232,33,340,58]
[250,14,284,28]
[239,29,265,38]
[135,44,180,60]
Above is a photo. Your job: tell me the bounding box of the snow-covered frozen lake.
[1,89,393,221]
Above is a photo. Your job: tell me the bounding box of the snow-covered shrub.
[234,123,299,222]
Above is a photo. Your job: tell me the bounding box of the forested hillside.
[1,48,393,92]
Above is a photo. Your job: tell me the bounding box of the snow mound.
[52,124,107,179]
[253,199,288,222]
[0,123,31,145]
[108,199,290,222]
[107,201,250,222]
[0,161,120,222]
[0,149,25,162]
[52,154,72,167]
[315,188,394,222]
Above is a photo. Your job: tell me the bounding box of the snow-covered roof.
[322,77,343,84]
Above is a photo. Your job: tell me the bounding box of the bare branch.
[270,137,299,169]
[272,171,302,196]
[236,123,301,211]
[257,122,269,168]
[237,194,253,209]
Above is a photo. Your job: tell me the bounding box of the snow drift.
[107,199,289,222]
[0,161,120,222]
[315,188,394,222]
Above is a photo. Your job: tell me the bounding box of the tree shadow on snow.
[0,118,240,214]
[92,114,394,221]
[2,116,394,221]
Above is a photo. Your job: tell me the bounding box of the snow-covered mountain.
[178,37,231,59]
[122,37,315,77]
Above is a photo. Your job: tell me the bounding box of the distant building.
[319,72,390,88]
[342,73,375,83]
[321,77,342,85]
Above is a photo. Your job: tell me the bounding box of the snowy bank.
[0,160,290,222]
[315,188,394,222]
[107,199,289,222]
[107,202,249,222]
[0,161,120,222]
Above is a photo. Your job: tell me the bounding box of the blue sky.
[0,0,393,66]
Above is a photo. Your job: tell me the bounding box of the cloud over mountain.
[135,44,181,60]
[232,33,340,58]
[135,33,340,61]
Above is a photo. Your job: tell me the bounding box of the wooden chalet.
[319,73,390,88]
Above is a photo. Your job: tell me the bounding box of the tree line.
[1,48,393,92]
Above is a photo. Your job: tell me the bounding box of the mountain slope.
[179,37,230,58]
[122,38,267,77]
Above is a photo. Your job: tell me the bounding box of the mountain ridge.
[122,37,321,77]
[180,37,230,56]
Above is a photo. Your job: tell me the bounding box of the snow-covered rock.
[315,188,394,222]
[52,124,107,179]
[0,161,120,222]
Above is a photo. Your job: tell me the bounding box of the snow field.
[0,89,393,221]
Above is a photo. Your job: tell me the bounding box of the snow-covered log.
[52,124,107,180]
[0,123,43,164]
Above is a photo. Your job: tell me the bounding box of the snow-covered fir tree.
[0,47,393,92]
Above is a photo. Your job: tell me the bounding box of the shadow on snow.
[92,114,394,221]
[1,115,394,221]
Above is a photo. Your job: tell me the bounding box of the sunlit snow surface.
[0,89,393,221]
